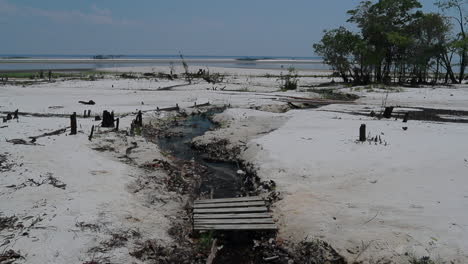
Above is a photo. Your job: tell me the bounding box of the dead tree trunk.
[102,110,114,128]
[87,110,91,117]
[70,112,77,135]
[359,124,366,142]
[13,109,18,119]
[88,125,94,141]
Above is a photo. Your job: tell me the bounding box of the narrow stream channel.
[152,110,243,198]
[144,109,274,263]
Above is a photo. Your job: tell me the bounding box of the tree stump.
[13,110,18,119]
[359,124,366,142]
[88,125,94,141]
[102,110,114,128]
[115,118,120,131]
[70,112,77,135]
[403,112,409,123]
[383,107,394,118]
[135,111,143,127]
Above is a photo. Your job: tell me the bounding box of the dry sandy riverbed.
[1,66,468,263]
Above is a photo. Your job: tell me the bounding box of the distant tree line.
[313,0,467,85]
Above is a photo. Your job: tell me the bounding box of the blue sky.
[0,0,440,56]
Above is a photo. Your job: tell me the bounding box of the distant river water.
[0,54,329,72]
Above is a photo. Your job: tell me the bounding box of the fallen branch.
[157,83,192,91]
[0,111,70,118]
[157,105,180,112]
[29,127,69,140]
[189,102,210,108]
[6,139,37,145]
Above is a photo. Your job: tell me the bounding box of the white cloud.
[0,0,141,26]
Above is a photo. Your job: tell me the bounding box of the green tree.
[436,0,467,83]
[407,13,451,83]
[347,0,423,82]
[313,27,361,83]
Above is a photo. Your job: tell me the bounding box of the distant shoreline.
[0,58,323,64]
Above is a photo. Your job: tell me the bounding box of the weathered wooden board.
[193,206,268,214]
[192,196,276,231]
[194,196,263,204]
[193,201,265,209]
[195,218,275,224]
[193,213,272,219]
[194,224,277,230]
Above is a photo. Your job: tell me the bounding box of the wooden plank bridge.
[193,196,277,231]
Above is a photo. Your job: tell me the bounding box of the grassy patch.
[197,231,214,251]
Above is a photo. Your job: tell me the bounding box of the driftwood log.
[189,102,211,108]
[29,127,69,141]
[78,100,96,105]
[156,104,180,112]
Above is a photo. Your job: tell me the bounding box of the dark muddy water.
[154,111,242,198]
[345,107,468,123]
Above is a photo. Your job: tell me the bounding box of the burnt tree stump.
[87,110,91,117]
[115,118,120,131]
[359,124,366,142]
[403,112,409,123]
[70,112,77,135]
[102,110,114,128]
[13,110,18,119]
[135,111,143,127]
[383,107,394,119]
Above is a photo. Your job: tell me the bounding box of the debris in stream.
[0,215,18,231]
[141,107,348,263]
[0,249,24,263]
[0,153,15,172]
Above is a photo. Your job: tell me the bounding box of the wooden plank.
[193,201,265,209]
[195,218,275,224]
[194,196,263,204]
[194,224,277,230]
[194,213,272,219]
[193,206,267,214]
